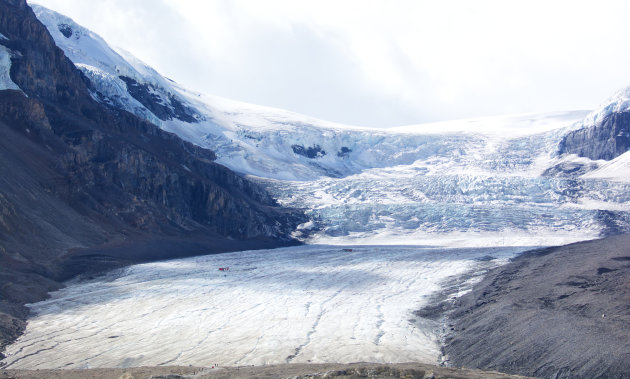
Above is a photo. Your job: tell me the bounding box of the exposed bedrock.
[118,75,200,123]
[560,111,630,160]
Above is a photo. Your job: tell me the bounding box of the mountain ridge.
[29,4,630,184]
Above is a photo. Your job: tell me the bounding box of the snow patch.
[0,44,20,91]
[582,151,630,182]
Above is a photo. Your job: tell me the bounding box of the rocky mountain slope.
[440,234,630,378]
[560,111,630,160]
[560,86,630,160]
[0,0,303,358]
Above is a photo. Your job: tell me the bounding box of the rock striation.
[0,0,304,358]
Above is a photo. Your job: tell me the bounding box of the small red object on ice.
[218,267,229,271]
[342,248,353,252]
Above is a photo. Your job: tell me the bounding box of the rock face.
[337,146,352,158]
[56,23,72,38]
[442,234,630,379]
[0,0,304,357]
[559,111,630,160]
[291,144,326,158]
[118,75,200,122]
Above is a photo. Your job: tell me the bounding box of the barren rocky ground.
[441,234,630,378]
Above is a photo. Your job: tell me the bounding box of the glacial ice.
[2,245,526,369]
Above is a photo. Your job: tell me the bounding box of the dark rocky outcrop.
[440,234,630,379]
[118,75,200,123]
[291,144,326,158]
[337,146,352,158]
[559,111,630,160]
[57,23,72,38]
[0,0,304,357]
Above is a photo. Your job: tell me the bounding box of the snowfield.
[3,245,525,369]
[582,151,630,182]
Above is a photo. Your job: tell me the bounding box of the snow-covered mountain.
[4,2,630,372]
[31,4,630,246]
[28,5,586,181]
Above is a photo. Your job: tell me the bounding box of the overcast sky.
[29,0,630,127]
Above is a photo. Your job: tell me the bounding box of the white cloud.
[28,0,630,127]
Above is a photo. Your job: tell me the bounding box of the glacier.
[2,245,524,369]
[3,3,630,370]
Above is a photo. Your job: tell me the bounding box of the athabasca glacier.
[3,4,630,370]
[3,245,523,369]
